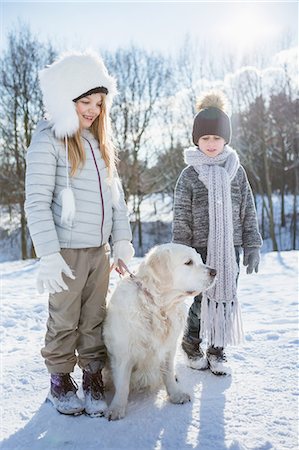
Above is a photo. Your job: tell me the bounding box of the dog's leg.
[162,348,191,404]
[105,358,133,421]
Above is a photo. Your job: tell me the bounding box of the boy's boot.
[47,373,84,415]
[82,362,107,416]
[206,346,231,376]
[181,335,208,370]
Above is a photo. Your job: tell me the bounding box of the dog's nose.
[209,268,217,277]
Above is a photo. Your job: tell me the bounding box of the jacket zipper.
[83,136,105,245]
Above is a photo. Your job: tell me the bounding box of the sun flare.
[220,10,279,51]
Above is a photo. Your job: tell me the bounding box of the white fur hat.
[39,50,117,138]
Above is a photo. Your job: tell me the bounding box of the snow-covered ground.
[0,251,298,450]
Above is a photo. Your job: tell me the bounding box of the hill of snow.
[0,250,298,449]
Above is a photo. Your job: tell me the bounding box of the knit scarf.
[184,145,244,347]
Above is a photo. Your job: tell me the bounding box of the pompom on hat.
[39,50,117,139]
[192,90,232,145]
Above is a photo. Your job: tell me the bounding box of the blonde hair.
[67,95,117,179]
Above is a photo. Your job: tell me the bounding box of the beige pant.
[41,245,110,374]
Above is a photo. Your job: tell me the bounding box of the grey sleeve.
[111,176,132,243]
[25,134,61,257]
[239,166,263,248]
[172,170,193,247]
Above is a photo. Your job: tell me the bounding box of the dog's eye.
[184,259,193,266]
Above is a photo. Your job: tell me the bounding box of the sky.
[1,1,297,56]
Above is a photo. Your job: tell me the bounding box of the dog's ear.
[143,247,173,288]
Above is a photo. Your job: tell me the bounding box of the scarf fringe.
[200,294,244,347]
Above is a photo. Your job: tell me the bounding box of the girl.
[25,51,134,415]
[172,91,262,376]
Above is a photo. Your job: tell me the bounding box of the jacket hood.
[39,50,117,139]
[33,119,53,135]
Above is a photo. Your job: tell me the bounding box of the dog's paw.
[105,404,126,421]
[169,391,191,404]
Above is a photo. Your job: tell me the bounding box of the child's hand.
[113,241,135,266]
[110,241,135,277]
[243,247,260,274]
[36,252,75,294]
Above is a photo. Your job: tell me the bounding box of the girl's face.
[75,93,103,129]
[198,135,225,158]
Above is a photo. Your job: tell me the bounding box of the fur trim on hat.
[196,90,228,113]
[39,50,117,138]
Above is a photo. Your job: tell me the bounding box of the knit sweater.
[172,164,262,249]
[25,120,132,258]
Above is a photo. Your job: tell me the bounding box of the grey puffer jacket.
[172,164,262,249]
[25,120,132,258]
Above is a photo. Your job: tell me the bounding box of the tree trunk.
[260,95,278,251]
[280,184,285,228]
[30,240,36,259]
[261,197,265,237]
[280,139,286,227]
[292,170,298,250]
[263,149,278,251]
[137,199,142,249]
[20,198,28,259]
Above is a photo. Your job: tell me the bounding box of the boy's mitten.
[243,247,260,274]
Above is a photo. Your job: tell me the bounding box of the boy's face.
[198,135,225,158]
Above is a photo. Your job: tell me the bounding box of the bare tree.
[0,24,55,258]
[145,144,185,199]
[105,46,171,249]
[229,67,279,250]
[173,36,213,144]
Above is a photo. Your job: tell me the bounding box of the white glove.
[36,252,75,294]
[113,240,135,269]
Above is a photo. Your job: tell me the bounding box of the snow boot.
[206,346,231,376]
[181,335,208,370]
[83,363,107,417]
[47,373,84,415]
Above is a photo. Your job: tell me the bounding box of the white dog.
[103,243,216,420]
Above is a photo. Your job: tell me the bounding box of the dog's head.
[137,243,216,297]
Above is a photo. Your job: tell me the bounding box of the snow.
[0,251,298,450]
